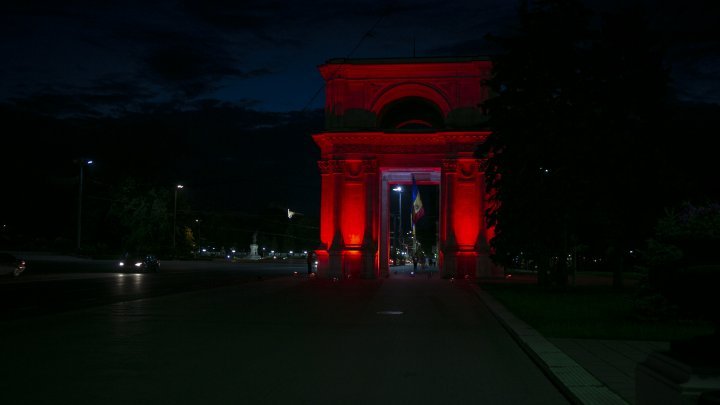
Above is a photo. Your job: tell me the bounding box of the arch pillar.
[316,158,379,279]
[440,158,494,279]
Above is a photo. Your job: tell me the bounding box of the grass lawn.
[480,273,715,341]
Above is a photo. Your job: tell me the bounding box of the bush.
[642,202,720,335]
[653,202,720,266]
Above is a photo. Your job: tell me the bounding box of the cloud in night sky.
[1,0,717,117]
[0,0,519,115]
[138,33,274,99]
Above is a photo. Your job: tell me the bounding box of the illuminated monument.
[313,57,501,279]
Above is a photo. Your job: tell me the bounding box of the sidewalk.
[470,284,668,405]
[549,338,669,404]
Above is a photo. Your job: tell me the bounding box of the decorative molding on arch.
[370,82,452,117]
[313,131,490,158]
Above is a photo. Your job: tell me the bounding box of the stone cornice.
[313,131,489,157]
[319,59,491,81]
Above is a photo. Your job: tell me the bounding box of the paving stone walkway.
[470,284,670,404]
[550,339,669,404]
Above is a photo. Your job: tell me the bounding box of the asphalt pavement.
[0,265,568,405]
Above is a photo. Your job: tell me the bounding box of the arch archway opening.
[382,170,441,278]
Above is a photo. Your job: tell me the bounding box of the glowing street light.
[76,159,93,251]
[173,184,184,253]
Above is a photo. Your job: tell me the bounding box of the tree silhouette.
[107,178,171,254]
[480,0,671,286]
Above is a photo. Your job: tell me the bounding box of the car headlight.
[134,262,143,267]
[119,262,125,267]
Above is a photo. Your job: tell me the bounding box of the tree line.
[478,0,720,288]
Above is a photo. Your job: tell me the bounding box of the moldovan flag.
[411,175,425,225]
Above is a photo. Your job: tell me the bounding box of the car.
[118,253,160,273]
[1,253,27,277]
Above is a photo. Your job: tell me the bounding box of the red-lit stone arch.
[313,57,501,280]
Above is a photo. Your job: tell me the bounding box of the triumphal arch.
[313,57,501,279]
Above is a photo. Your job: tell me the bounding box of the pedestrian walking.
[306,251,316,275]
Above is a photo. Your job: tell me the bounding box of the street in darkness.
[0,257,567,404]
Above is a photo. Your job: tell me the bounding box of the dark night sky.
[2,0,718,112]
[1,0,718,241]
[0,0,518,113]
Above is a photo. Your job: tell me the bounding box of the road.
[0,255,568,404]
[0,254,302,319]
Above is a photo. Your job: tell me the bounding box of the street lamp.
[194,217,200,236]
[393,186,403,265]
[173,184,184,253]
[193,219,201,253]
[76,159,93,251]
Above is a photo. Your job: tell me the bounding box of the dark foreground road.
[0,264,568,404]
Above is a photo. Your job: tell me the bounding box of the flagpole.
[413,223,417,253]
[410,213,414,254]
[411,174,423,256]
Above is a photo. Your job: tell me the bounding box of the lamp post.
[393,186,403,265]
[76,159,93,251]
[194,219,200,251]
[173,184,184,254]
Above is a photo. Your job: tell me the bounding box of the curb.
[469,283,628,405]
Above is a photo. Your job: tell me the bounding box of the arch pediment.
[319,57,491,130]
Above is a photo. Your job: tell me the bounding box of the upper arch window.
[378,97,444,130]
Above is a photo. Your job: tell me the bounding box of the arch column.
[361,159,379,278]
[440,158,493,278]
[316,158,379,279]
[316,160,341,278]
